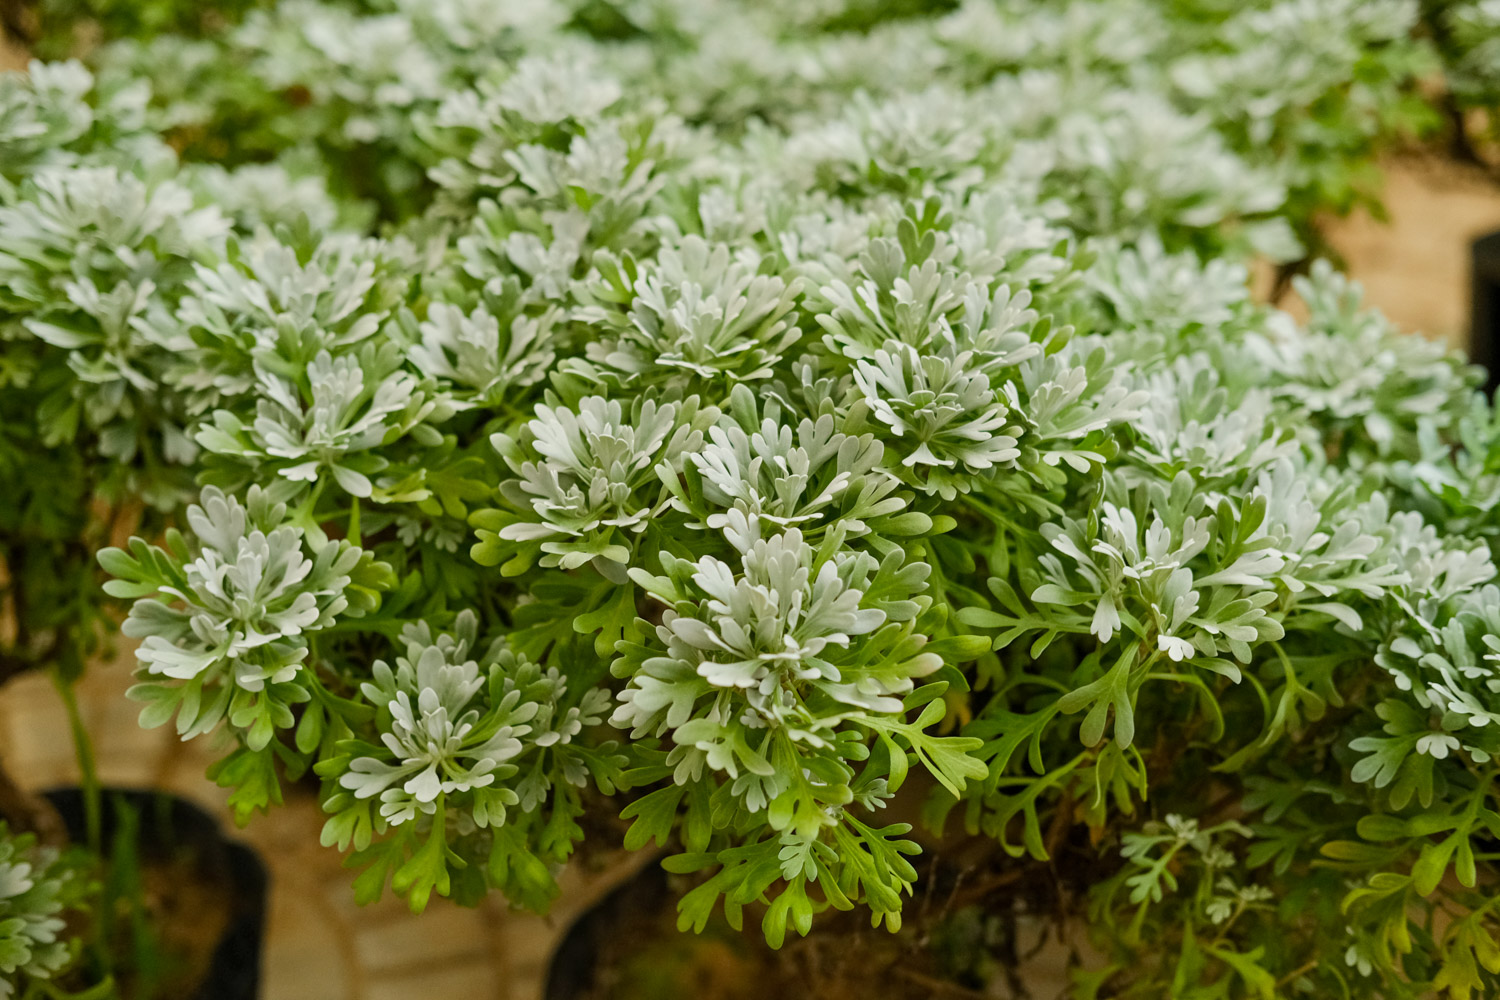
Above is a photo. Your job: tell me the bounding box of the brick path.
[0,650,639,1000]
[1318,154,1500,350]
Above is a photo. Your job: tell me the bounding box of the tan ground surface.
[0,28,24,71]
[4,29,1500,998]
[1317,154,1500,350]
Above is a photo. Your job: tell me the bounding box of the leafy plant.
[0,0,1494,996]
[0,823,94,998]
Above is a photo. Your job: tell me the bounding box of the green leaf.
[489,826,559,913]
[206,747,284,826]
[620,785,686,851]
[573,580,640,657]
[392,816,452,912]
[1205,946,1276,1000]
[1321,840,1396,864]
[1058,646,1137,748]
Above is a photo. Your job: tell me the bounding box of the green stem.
[1207,899,1248,948]
[50,668,100,854]
[348,496,362,548]
[956,492,1017,531]
[40,976,117,1000]
[291,480,329,547]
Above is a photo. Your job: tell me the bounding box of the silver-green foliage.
[0,826,89,999]
[0,0,1485,995]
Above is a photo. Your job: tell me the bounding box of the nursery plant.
[1,0,1499,996]
[1420,0,1500,164]
[0,53,315,998]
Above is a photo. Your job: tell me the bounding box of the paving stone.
[157,746,235,815]
[322,878,426,924]
[353,901,492,973]
[261,946,356,1000]
[92,705,173,788]
[261,884,356,1000]
[1320,157,1500,351]
[500,915,557,965]
[0,28,25,71]
[365,962,502,1000]
[496,919,557,999]
[1,673,79,787]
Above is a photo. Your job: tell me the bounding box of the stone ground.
[6,31,1500,1000]
[1312,152,1500,350]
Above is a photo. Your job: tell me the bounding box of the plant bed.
[40,788,266,1000]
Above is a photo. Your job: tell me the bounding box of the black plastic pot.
[42,787,268,1000]
[1473,230,1500,397]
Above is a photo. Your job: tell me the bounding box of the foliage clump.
[0,0,1498,996]
[0,825,91,998]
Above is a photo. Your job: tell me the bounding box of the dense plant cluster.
[0,0,1496,995]
[0,825,90,998]
[1423,0,1500,156]
[24,0,1440,239]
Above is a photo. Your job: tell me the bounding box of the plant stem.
[40,975,117,1000]
[348,496,362,547]
[1274,958,1319,990]
[1207,900,1247,947]
[891,966,989,999]
[51,667,100,854]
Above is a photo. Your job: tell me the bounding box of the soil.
[118,844,236,999]
[555,863,929,1000]
[46,790,245,1000]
